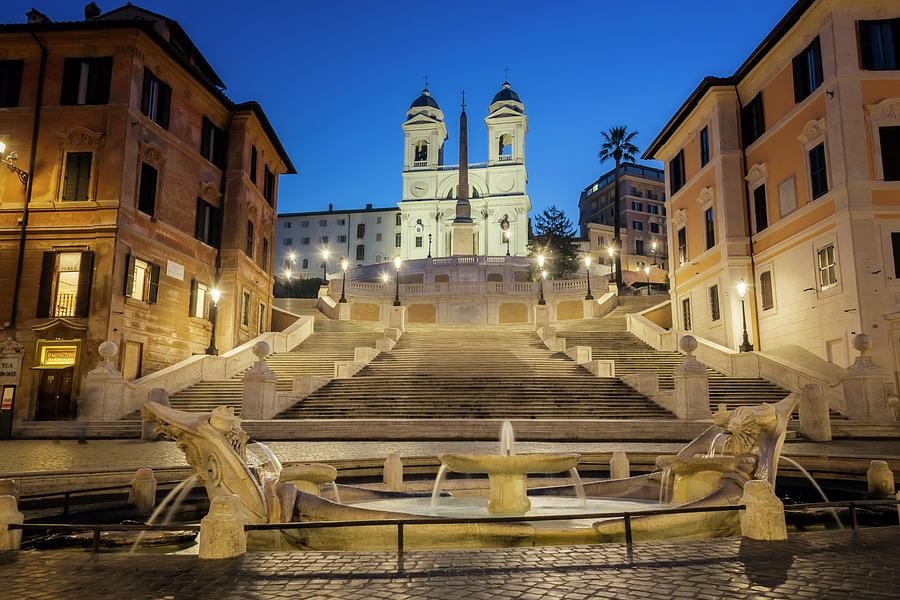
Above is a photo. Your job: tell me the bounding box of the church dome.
[491,81,520,104]
[410,88,440,110]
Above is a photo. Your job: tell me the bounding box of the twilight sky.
[3,0,798,222]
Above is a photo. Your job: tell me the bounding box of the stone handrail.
[330,278,601,299]
[626,312,677,352]
[123,315,315,415]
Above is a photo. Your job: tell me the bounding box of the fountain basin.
[439,453,580,514]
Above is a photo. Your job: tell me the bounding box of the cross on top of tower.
[461,90,466,110]
[504,66,509,83]
[424,74,429,89]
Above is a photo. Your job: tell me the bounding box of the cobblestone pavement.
[1,528,897,599]
[2,439,899,475]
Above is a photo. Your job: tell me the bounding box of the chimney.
[84,2,101,19]
[366,203,373,210]
[26,9,52,24]
[328,203,333,212]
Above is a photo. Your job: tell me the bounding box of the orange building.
[0,5,294,426]
[645,0,900,384]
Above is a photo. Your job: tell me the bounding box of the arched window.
[414,140,428,163]
[375,254,382,264]
[302,258,309,269]
[472,187,480,198]
[356,223,365,238]
[356,244,365,261]
[447,188,454,199]
[499,133,512,158]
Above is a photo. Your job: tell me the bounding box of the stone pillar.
[128,467,157,515]
[799,384,831,442]
[0,495,23,551]
[842,334,893,420]
[739,480,787,541]
[142,388,170,441]
[582,299,596,319]
[78,341,125,421]
[242,342,277,420]
[389,306,407,333]
[672,336,711,419]
[0,479,19,501]
[198,494,247,559]
[533,304,551,331]
[336,302,351,321]
[867,460,895,498]
[610,450,630,479]
[384,453,403,491]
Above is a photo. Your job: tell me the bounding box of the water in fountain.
[330,481,342,504]
[779,456,843,529]
[430,463,450,507]
[658,467,673,504]
[500,420,516,456]
[706,431,729,457]
[130,475,197,553]
[247,441,282,487]
[568,467,586,506]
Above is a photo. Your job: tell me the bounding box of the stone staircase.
[276,324,673,420]
[554,296,792,412]
[166,319,384,414]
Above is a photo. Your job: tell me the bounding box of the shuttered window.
[62,152,92,202]
[677,227,687,265]
[860,19,900,71]
[760,271,774,311]
[60,57,112,105]
[0,60,23,107]
[200,117,227,170]
[682,298,692,330]
[195,199,220,248]
[263,165,275,205]
[792,37,823,102]
[140,68,171,129]
[250,146,258,184]
[189,279,209,319]
[123,254,160,303]
[246,221,254,257]
[137,162,157,216]
[741,93,765,148]
[709,285,720,322]
[669,150,685,195]
[36,251,93,318]
[809,143,828,199]
[753,185,768,232]
[879,126,900,181]
[705,207,715,250]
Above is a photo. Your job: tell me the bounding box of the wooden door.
[35,367,74,420]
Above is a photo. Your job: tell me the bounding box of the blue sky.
[3,0,798,222]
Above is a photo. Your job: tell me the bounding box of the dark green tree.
[527,205,579,279]
[598,125,639,286]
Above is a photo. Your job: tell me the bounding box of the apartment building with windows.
[644,0,900,384]
[277,204,400,278]
[0,4,293,423]
[578,163,668,272]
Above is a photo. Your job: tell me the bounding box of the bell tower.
[485,81,527,166]
[401,87,447,203]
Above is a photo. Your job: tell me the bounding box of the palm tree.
[598,126,639,287]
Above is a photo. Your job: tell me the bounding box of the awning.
[31,363,74,370]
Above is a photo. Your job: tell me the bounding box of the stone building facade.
[0,4,293,425]
[644,0,900,383]
[578,163,669,272]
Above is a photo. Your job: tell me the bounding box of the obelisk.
[452,92,475,256]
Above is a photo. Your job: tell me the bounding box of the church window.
[414,140,428,163]
[338,235,347,243]
[415,236,423,248]
[356,244,365,261]
[356,223,365,238]
[302,258,309,269]
[376,216,382,224]
[472,187,480,198]
[302,237,310,245]
[376,233,382,241]
[395,213,401,226]
[395,233,401,247]
[499,133,512,159]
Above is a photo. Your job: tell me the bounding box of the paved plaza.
[2,439,899,475]
[0,527,897,599]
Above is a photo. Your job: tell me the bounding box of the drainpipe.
[8,33,47,329]
[734,84,762,350]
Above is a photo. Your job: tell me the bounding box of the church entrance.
[36,367,74,420]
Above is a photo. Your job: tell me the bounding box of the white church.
[276,82,532,276]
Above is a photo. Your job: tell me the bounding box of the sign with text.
[41,346,76,366]
[0,356,21,385]
[166,260,185,281]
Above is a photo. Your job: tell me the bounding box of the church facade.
[276,82,531,276]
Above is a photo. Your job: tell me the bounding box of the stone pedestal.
[672,336,711,419]
[129,467,157,515]
[566,345,592,364]
[610,451,630,480]
[336,302,351,321]
[842,334,893,420]
[384,453,404,491]
[452,221,475,255]
[487,473,531,514]
[740,480,787,540]
[582,299,596,319]
[389,306,407,333]
[0,495,23,550]
[533,304,550,331]
[799,383,831,442]
[0,479,19,501]
[867,460,895,498]
[242,342,277,420]
[198,494,247,559]
[142,388,170,441]
[79,341,125,421]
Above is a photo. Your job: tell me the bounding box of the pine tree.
[527,205,579,279]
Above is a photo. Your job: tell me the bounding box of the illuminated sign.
[0,387,13,410]
[41,346,77,366]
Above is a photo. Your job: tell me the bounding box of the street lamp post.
[537,254,546,305]
[0,142,29,186]
[607,246,615,283]
[205,288,221,356]
[584,255,593,300]
[427,233,432,259]
[644,265,651,295]
[651,240,658,266]
[321,249,329,283]
[393,256,402,306]
[504,230,511,256]
[737,281,754,352]
[339,259,348,303]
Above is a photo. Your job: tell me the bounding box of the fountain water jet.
[779,456,843,529]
